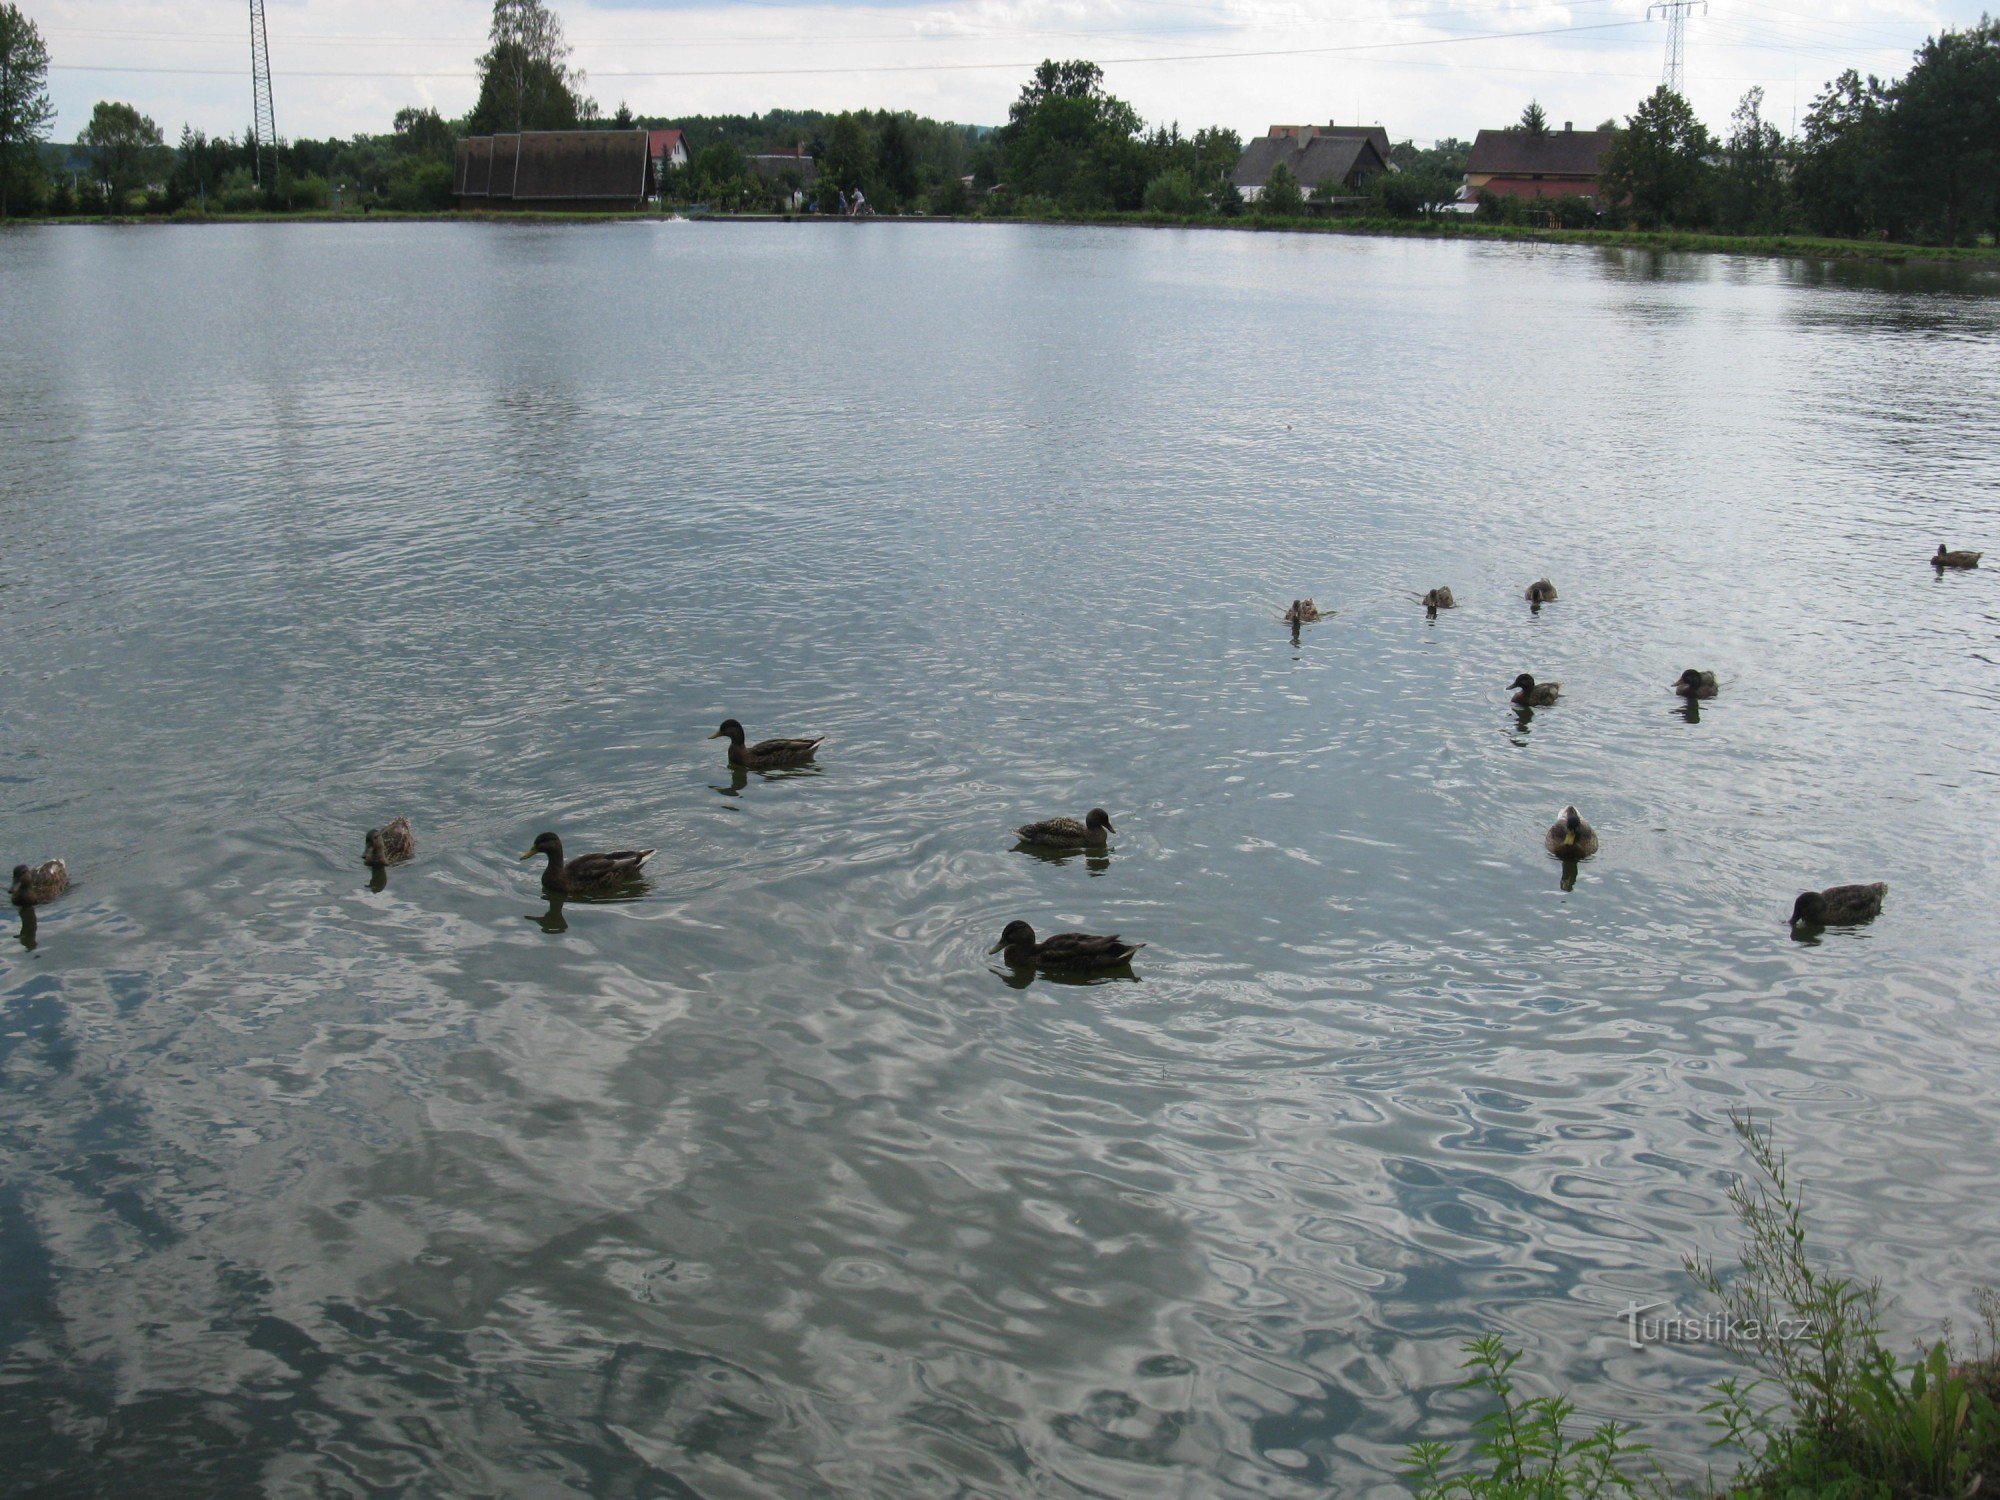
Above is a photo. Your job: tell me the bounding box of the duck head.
[1789,891,1826,927]
[1510,673,1537,693]
[988,919,1036,955]
[1555,806,1586,848]
[363,829,390,868]
[708,718,747,745]
[1086,808,1115,835]
[520,831,563,862]
[1674,668,1703,691]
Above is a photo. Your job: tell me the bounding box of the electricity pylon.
[1647,0,1706,92]
[248,0,278,187]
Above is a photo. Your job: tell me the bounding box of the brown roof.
[1232,133,1385,193]
[648,128,685,158]
[1267,123,1393,163]
[455,130,649,202]
[1466,127,1616,178]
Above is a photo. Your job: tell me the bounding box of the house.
[745,144,818,208]
[1462,123,1616,203]
[454,130,651,210]
[648,128,688,177]
[1265,122,1394,167]
[1232,129,1389,203]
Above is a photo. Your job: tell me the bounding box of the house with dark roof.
[454,130,652,210]
[1265,123,1394,167]
[1463,123,1616,203]
[1232,131,1388,203]
[745,144,817,208]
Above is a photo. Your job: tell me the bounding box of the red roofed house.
[1462,121,1616,203]
[649,128,688,176]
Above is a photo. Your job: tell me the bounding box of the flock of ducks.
[7,544,1981,966]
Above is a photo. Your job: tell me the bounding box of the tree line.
[0,0,1994,244]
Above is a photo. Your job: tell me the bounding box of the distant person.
[850,188,867,216]
[836,190,848,215]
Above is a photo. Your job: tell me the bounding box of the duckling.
[709,718,822,770]
[1672,669,1719,700]
[8,859,68,907]
[1934,544,1982,569]
[1015,808,1115,849]
[988,919,1143,972]
[1283,598,1325,624]
[1543,806,1599,858]
[519,832,656,896]
[1423,587,1456,611]
[362,816,415,869]
[1509,673,1561,707]
[1789,882,1887,929]
[1525,578,1558,604]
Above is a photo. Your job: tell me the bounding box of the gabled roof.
[1268,123,1393,163]
[1231,133,1384,192]
[647,128,685,157]
[1466,127,1616,177]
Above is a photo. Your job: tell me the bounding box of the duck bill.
[518,849,538,860]
[706,731,724,740]
[986,940,1007,954]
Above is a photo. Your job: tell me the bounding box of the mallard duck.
[1672,669,1718,700]
[1544,806,1599,858]
[1423,587,1456,611]
[709,718,822,770]
[363,816,415,869]
[1790,882,1887,929]
[8,859,68,907]
[1015,808,1115,849]
[1934,544,1982,569]
[988,920,1143,971]
[519,832,656,895]
[1510,673,1561,707]
[1525,579,1558,604]
[1283,598,1325,624]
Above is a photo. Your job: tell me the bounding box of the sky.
[29,0,1977,149]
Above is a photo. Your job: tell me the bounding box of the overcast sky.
[30,0,1974,149]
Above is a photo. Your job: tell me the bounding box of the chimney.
[1564,121,1574,132]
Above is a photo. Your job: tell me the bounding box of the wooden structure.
[455,130,651,210]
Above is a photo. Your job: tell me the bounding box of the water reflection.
[366,865,389,894]
[1677,698,1703,725]
[527,896,568,934]
[14,907,35,951]
[1556,853,1584,892]
[1011,841,1114,876]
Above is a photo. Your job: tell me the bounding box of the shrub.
[386,159,452,211]
[1259,162,1304,216]
[215,167,261,213]
[930,175,970,216]
[1141,167,1201,216]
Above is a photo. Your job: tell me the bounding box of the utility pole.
[1647,0,1706,93]
[248,0,277,188]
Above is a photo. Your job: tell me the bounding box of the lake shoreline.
[18,207,2000,269]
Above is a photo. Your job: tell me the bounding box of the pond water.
[3,219,1998,1495]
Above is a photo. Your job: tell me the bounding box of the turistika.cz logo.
[1616,1301,1818,1351]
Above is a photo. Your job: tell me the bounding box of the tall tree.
[469,0,584,134]
[998,59,1146,210]
[875,113,919,209]
[1884,18,2000,245]
[1714,87,1790,235]
[392,106,456,164]
[1598,86,1715,227]
[821,112,870,195]
[1791,69,1889,238]
[80,100,168,202]
[1520,100,1550,137]
[0,2,56,217]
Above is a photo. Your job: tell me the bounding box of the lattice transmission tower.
[248,0,278,187]
[1647,0,1706,92]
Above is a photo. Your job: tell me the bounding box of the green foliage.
[930,173,970,215]
[0,2,56,218]
[1793,70,1889,239]
[1142,166,1201,216]
[1693,1113,2000,1498]
[1521,101,1550,138]
[1394,136,1472,180]
[80,100,169,201]
[391,107,455,165]
[1369,169,1460,219]
[385,159,452,210]
[1714,88,1790,236]
[998,59,1148,211]
[820,112,868,195]
[1884,17,2000,245]
[1259,161,1304,216]
[874,113,919,211]
[1598,87,1714,228]
[1403,1334,1655,1497]
[470,0,585,134]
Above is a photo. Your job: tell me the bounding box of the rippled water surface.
[4,221,1999,1495]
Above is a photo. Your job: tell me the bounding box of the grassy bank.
[15,205,2000,269]
[1409,1117,2000,1498]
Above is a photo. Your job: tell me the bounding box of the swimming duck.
[8,859,68,907]
[519,832,656,896]
[1544,806,1599,858]
[1525,579,1558,604]
[1283,598,1325,624]
[1789,882,1887,929]
[1672,669,1719,700]
[1510,673,1561,707]
[709,718,823,770]
[1933,544,1982,569]
[363,816,415,869]
[1015,808,1115,849]
[988,920,1143,971]
[1423,587,1456,611]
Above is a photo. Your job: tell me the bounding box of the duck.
[1525,578,1558,605]
[1283,598,1325,624]
[1933,544,1982,570]
[988,920,1143,972]
[1015,808,1115,849]
[1672,669,1719,700]
[519,832,656,896]
[709,718,823,770]
[1423,587,1456,612]
[1789,882,1887,929]
[1509,673,1561,707]
[362,816,415,869]
[8,859,69,907]
[1544,806,1599,858]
